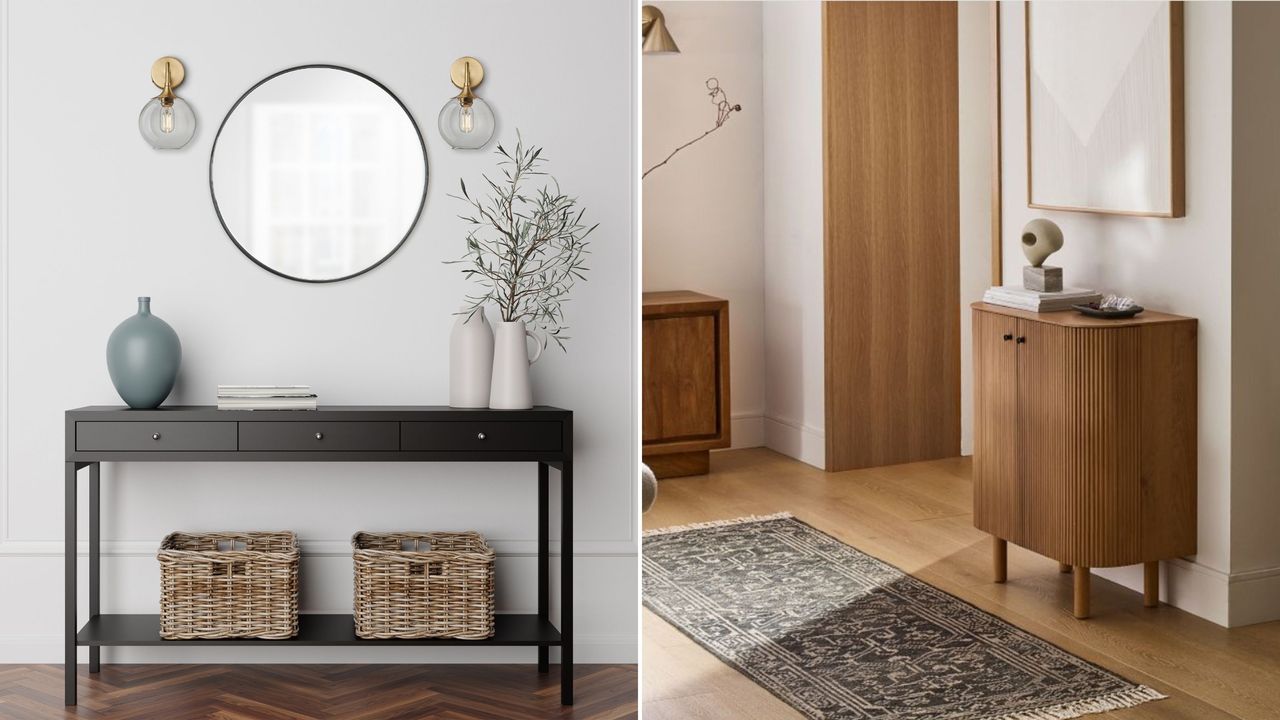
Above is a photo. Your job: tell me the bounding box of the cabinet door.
[972,309,1019,541]
[642,314,719,443]
[1017,320,1142,565]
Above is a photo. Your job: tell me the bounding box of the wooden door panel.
[642,315,718,442]
[1018,320,1143,566]
[822,1,960,470]
[972,310,1019,541]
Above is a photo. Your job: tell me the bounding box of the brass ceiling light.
[642,5,680,54]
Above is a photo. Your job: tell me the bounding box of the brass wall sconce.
[642,5,680,54]
[139,57,196,150]
[438,56,495,150]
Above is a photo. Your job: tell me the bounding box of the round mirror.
[210,66,427,283]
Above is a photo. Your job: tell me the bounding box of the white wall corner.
[763,415,824,470]
[729,412,765,449]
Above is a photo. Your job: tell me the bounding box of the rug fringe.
[643,512,794,537]
[981,685,1166,720]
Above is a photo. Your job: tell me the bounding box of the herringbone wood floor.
[0,664,636,720]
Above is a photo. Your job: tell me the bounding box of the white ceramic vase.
[489,320,543,410]
[449,309,495,408]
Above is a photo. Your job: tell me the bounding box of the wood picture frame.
[1024,1,1184,218]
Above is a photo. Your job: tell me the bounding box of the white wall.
[0,0,637,662]
[642,1,766,449]
[957,3,993,457]
[761,1,824,469]
[1000,1,1238,625]
[1229,1,1280,627]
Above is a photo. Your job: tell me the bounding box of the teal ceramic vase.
[106,297,182,409]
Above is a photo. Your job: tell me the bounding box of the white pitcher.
[489,320,543,410]
[449,309,494,408]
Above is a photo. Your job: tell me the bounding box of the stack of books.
[217,385,318,410]
[982,285,1102,313]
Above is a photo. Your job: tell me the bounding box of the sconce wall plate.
[150,56,186,89]
[438,55,495,150]
[139,56,197,150]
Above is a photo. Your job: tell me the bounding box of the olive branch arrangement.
[448,134,596,351]
[643,77,742,179]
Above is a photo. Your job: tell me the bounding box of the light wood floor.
[642,448,1280,720]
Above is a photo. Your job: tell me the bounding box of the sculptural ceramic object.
[106,297,182,409]
[1021,218,1065,292]
[1021,218,1064,267]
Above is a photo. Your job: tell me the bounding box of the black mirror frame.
[209,64,429,284]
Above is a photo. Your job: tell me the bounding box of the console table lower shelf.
[78,614,562,646]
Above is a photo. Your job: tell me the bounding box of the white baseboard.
[0,633,638,665]
[763,415,825,469]
[729,413,765,449]
[0,539,637,558]
[1227,563,1280,626]
[1092,557,1280,627]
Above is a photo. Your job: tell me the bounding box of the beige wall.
[643,1,766,449]
[1230,1,1280,626]
[958,2,993,457]
[762,0,825,468]
[999,1,1239,624]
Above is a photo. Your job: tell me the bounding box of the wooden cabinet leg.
[1144,561,1159,608]
[1073,566,1091,619]
[992,537,1007,583]
[1058,562,1071,574]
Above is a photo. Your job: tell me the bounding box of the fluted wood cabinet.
[972,302,1197,618]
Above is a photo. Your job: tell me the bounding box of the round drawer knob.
[152,433,161,440]
[476,432,487,441]
[315,432,324,440]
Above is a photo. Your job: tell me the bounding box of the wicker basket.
[157,531,299,640]
[352,531,495,640]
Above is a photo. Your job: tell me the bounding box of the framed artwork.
[1025,1,1184,217]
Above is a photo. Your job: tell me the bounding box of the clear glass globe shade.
[438,97,495,150]
[138,97,196,150]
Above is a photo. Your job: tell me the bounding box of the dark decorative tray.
[1072,303,1145,319]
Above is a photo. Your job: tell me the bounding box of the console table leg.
[992,537,1007,583]
[537,462,549,673]
[64,462,77,706]
[1073,566,1091,619]
[89,463,100,674]
[560,459,573,706]
[1144,561,1159,608]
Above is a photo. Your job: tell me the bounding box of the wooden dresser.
[642,291,730,478]
[971,302,1197,618]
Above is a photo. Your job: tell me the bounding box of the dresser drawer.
[402,421,562,453]
[239,421,399,451]
[77,422,237,451]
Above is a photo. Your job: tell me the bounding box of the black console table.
[63,405,574,706]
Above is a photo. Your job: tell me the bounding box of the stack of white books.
[217,385,317,410]
[982,285,1102,313]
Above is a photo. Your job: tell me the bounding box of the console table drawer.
[77,422,237,451]
[402,421,562,452]
[239,422,399,451]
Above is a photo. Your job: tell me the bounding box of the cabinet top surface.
[972,302,1196,328]
[67,405,570,421]
[643,290,727,308]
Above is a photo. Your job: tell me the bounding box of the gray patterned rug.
[643,513,1164,720]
